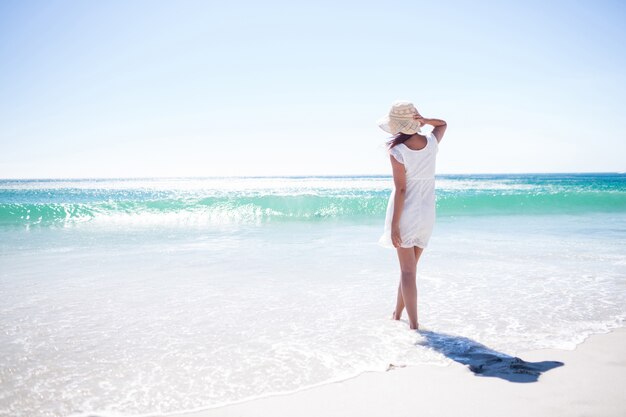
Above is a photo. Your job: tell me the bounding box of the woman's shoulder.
[388,144,405,163]
[429,131,439,148]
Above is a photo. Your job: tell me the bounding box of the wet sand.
[168,327,626,417]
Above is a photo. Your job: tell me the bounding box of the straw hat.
[376,100,422,135]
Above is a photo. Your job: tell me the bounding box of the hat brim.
[376,115,392,133]
[377,115,421,135]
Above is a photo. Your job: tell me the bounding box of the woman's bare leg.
[413,245,424,263]
[395,247,418,329]
[392,246,424,328]
[392,281,405,320]
[393,246,424,319]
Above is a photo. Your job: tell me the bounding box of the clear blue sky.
[1,0,625,178]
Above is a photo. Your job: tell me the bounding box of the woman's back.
[388,132,439,180]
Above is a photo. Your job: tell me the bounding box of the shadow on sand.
[416,330,564,383]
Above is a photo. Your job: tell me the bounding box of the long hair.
[386,132,414,150]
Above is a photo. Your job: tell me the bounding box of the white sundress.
[378,132,439,249]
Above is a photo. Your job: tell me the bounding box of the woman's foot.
[391,311,401,320]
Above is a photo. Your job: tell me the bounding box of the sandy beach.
[169,327,626,417]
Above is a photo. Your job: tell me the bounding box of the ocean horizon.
[1,172,625,416]
[1,170,623,179]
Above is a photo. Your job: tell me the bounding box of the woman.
[376,100,447,330]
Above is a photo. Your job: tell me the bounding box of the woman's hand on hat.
[413,114,427,124]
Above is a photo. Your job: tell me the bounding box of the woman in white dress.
[376,101,447,330]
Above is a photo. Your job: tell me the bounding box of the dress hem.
[378,235,428,250]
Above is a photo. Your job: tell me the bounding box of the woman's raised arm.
[414,115,447,143]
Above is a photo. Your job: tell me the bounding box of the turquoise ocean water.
[1,173,625,416]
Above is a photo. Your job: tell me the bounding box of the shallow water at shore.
[1,174,625,416]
